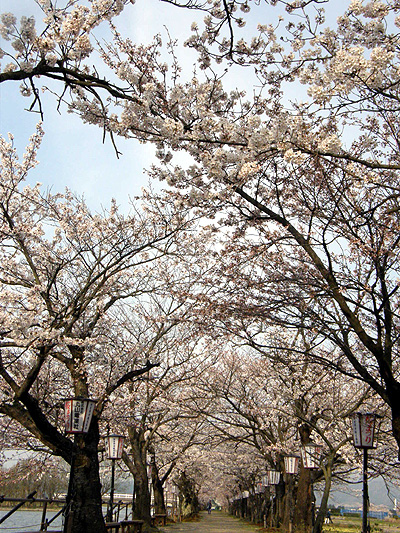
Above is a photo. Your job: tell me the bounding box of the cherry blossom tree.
[107,315,221,525]
[186,344,391,533]
[3,2,400,527]
[0,456,68,498]
[0,125,195,533]
[2,0,400,457]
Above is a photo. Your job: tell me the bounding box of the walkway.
[159,511,265,532]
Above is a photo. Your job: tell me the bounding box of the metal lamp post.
[105,434,125,523]
[352,412,377,533]
[63,397,96,533]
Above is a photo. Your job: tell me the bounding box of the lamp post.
[301,442,322,528]
[352,412,377,533]
[105,434,125,523]
[262,469,281,528]
[63,397,96,533]
[283,455,300,533]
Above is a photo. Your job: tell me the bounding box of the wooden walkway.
[159,511,265,532]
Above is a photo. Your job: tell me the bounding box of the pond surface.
[0,509,63,531]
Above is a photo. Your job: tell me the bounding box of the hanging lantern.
[106,434,125,460]
[256,481,264,493]
[64,397,96,434]
[263,469,281,486]
[352,413,377,449]
[301,443,323,469]
[284,455,300,474]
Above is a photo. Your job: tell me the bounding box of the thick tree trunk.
[64,424,106,533]
[133,466,152,523]
[275,479,285,528]
[391,405,400,460]
[128,428,152,525]
[151,460,166,515]
[293,466,313,533]
[282,475,296,533]
[176,470,199,519]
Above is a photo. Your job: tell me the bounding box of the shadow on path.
[159,511,265,532]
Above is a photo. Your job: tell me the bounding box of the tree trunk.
[391,404,400,460]
[293,465,313,533]
[127,428,152,525]
[282,474,296,533]
[176,470,199,519]
[151,460,166,515]
[313,457,334,533]
[275,479,285,528]
[65,424,106,533]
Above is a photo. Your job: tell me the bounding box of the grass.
[322,516,400,533]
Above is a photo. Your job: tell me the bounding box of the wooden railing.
[0,492,144,532]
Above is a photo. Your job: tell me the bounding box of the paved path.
[159,511,264,532]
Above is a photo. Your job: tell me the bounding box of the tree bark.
[293,466,313,533]
[275,479,285,528]
[65,421,106,533]
[176,470,199,519]
[282,475,296,533]
[151,460,166,515]
[313,457,334,533]
[127,428,152,525]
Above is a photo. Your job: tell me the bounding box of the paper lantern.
[106,434,124,459]
[352,413,377,449]
[64,397,96,434]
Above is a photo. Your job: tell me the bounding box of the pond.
[0,509,63,531]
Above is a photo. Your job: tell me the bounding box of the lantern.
[284,455,300,475]
[256,481,264,493]
[352,412,377,449]
[106,434,125,460]
[64,397,96,434]
[263,469,281,486]
[301,443,322,469]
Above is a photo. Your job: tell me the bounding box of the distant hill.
[317,477,400,510]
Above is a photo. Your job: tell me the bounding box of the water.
[0,509,63,532]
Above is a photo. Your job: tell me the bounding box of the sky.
[0,0,351,213]
[0,0,202,212]
[2,0,295,213]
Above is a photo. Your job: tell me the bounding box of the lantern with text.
[352,413,376,449]
[64,398,96,434]
[302,443,323,469]
[106,434,125,459]
[284,455,300,475]
[351,412,378,533]
[263,469,281,486]
[106,434,125,522]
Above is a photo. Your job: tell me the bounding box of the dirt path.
[159,511,265,532]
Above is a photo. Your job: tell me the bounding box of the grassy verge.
[317,516,400,533]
